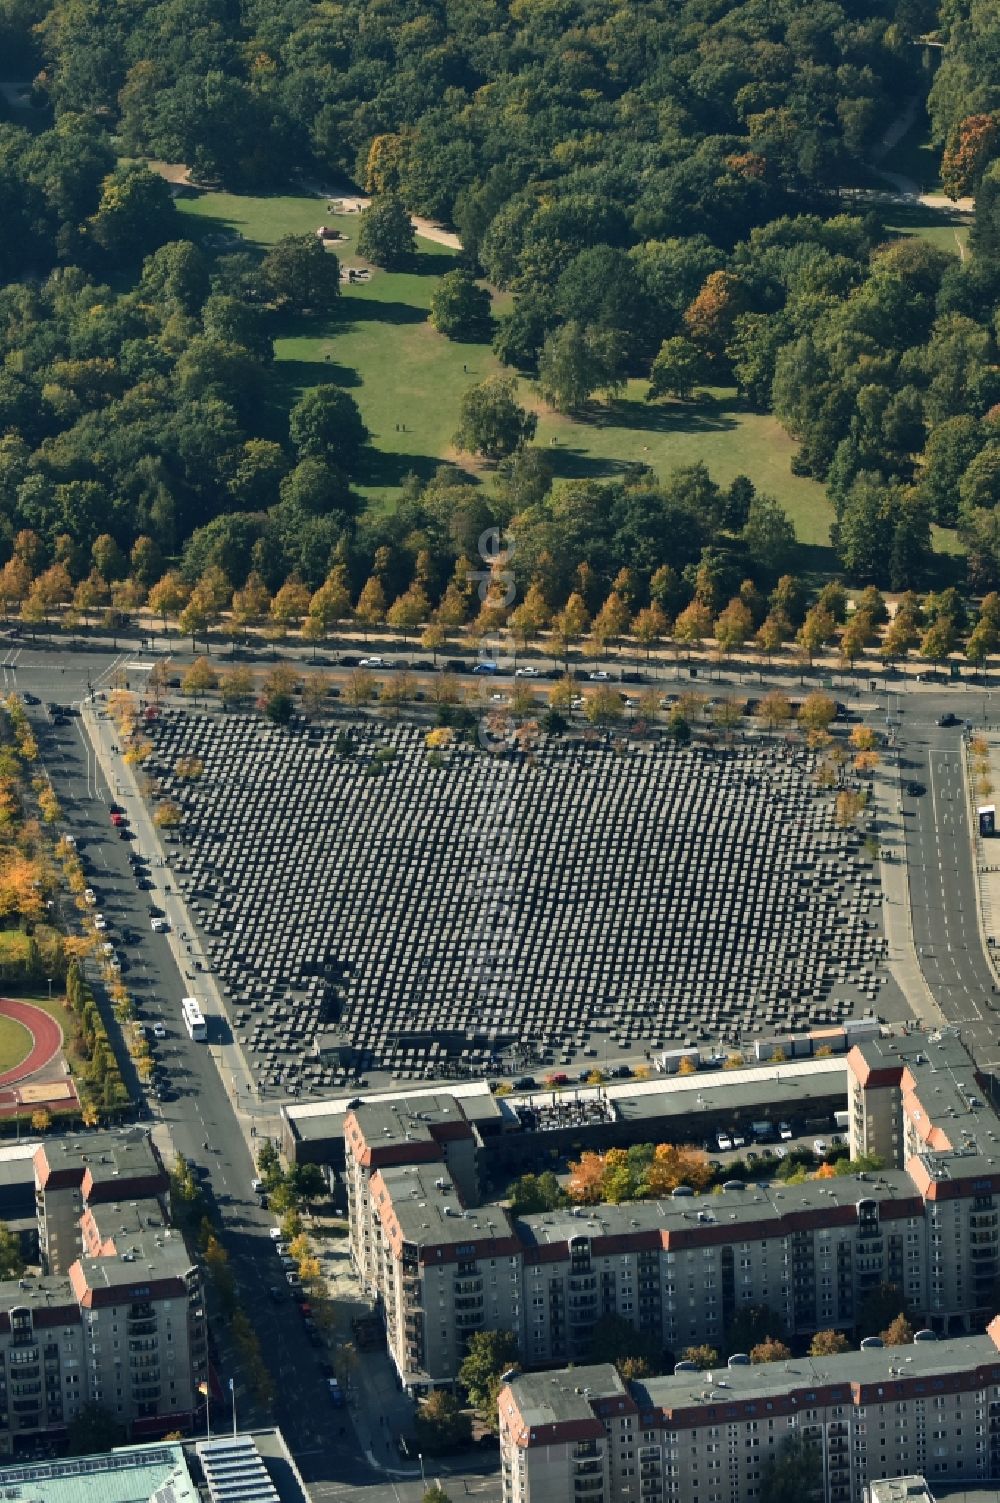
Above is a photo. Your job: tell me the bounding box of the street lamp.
[418,1453,427,1490]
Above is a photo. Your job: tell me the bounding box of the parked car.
[153,1023,167,1039]
[514,666,540,678]
[358,656,386,669]
[473,661,499,675]
[327,1379,344,1408]
[813,1139,828,1157]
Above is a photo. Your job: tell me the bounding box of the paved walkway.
[963,733,1000,983]
[873,755,946,1028]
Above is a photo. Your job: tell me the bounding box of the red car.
[110,812,124,827]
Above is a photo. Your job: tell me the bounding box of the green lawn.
[173,188,872,564]
[0,1012,31,1073]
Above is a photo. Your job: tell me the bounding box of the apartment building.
[34,1130,170,1276]
[0,1130,205,1454]
[348,1028,1000,1391]
[344,1096,480,1296]
[499,1320,1000,1503]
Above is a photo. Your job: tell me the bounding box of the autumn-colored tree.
[941,112,1000,199]
[683,270,744,364]
[758,691,792,730]
[839,611,873,668]
[270,577,311,633]
[148,572,191,633]
[387,583,432,636]
[881,1313,915,1347]
[809,1329,850,1357]
[584,687,624,725]
[307,566,351,641]
[632,603,668,662]
[798,693,836,733]
[750,1336,792,1364]
[355,575,387,632]
[592,591,631,653]
[674,600,713,654]
[231,571,272,636]
[567,1151,606,1204]
[850,725,876,752]
[797,605,836,664]
[714,597,752,659]
[644,1143,712,1196]
[0,556,31,619]
[551,592,590,661]
[756,607,792,660]
[920,617,955,665]
[182,657,218,699]
[677,1055,698,1076]
[881,611,918,664]
[682,1345,720,1370]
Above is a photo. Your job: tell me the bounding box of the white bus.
[181,996,207,1041]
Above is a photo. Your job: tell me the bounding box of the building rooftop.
[374,1162,513,1250]
[0,1274,77,1316]
[0,1443,197,1503]
[196,1435,280,1503]
[286,1080,497,1142]
[869,1481,936,1503]
[346,1094,474,1160]
[516,1166,920,1251]
[506,1365,626,1430]
[635,1331,1000,1413]
[35,1129,165,1195]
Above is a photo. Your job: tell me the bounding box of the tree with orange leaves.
[567,1151,605,1204]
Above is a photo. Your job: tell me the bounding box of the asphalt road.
[6,630,999,1502]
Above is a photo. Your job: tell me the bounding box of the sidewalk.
[963,733,1000,980]
[81,699,285,1159]
[873,752,946,1028]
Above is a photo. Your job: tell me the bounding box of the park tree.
[674,600,713,654]
[551,593,590,660]
[357,195,415,268]
[271,578,312,634]
[231,572,271,636]
[592,591,631,652]
[261,234,339,314]
[146,572,187,635]
[88,164,177,266]
[647,337,710,401]
[430,270,493,341]
[941,112,1000,199]
[536,322,625,412]
[454,378,536,460]
[633,604,668,660]
[289,387,368,469]
[355,575,388,632]
[387,583,432,635]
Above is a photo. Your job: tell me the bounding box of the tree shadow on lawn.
[272,356,362,392]
[600,393,742,436]
[335,297,428,327]
[407,246,460,274]
[357,447,450,491]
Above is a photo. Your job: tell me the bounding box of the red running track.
[0,999,63,1086]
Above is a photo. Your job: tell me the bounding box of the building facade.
[0,1130,206,1454]
[499,1322,1000,1503]
[347,1030,1000,1392]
